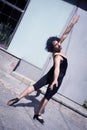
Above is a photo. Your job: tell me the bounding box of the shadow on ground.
[13,89,45,114]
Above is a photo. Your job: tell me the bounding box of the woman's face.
[52,40,62,52]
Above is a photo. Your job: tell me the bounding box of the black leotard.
[33,55,68,100]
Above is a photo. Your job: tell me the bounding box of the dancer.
[7,15,79,124]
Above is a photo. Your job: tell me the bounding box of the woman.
[7,15,79,124]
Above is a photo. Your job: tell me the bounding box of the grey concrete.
[0,69,87,130]
[0,49,19,73]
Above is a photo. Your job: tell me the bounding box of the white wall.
[59,8,87,105]
[8,0,76,69]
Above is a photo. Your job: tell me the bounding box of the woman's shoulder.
[53,50,66,59]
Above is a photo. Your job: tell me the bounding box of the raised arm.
[59,15,79,44]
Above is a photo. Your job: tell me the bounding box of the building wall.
[0,49,19,73]
[7,0,76,68]
[59,8,87,105]
[7,0,76,80]
[4,1,87,105]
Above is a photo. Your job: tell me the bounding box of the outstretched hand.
[72,15,80,24]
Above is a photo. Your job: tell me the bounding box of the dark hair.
[45,36,60,52]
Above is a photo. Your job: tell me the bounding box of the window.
[0,0,30,49]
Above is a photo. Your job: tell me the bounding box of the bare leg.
[33,97,49,124]
[36,97,49,115]
[17,85,35,99]
[7,85,35,106]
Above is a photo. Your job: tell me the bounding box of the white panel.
[59,8,87,105]
[8,0,75,69]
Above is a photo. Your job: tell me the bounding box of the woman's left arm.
[59,15,79,44]
[50,55,61,90]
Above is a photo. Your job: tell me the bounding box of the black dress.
[33,55,68,100]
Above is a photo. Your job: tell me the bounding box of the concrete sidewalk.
[0,69,87,130]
